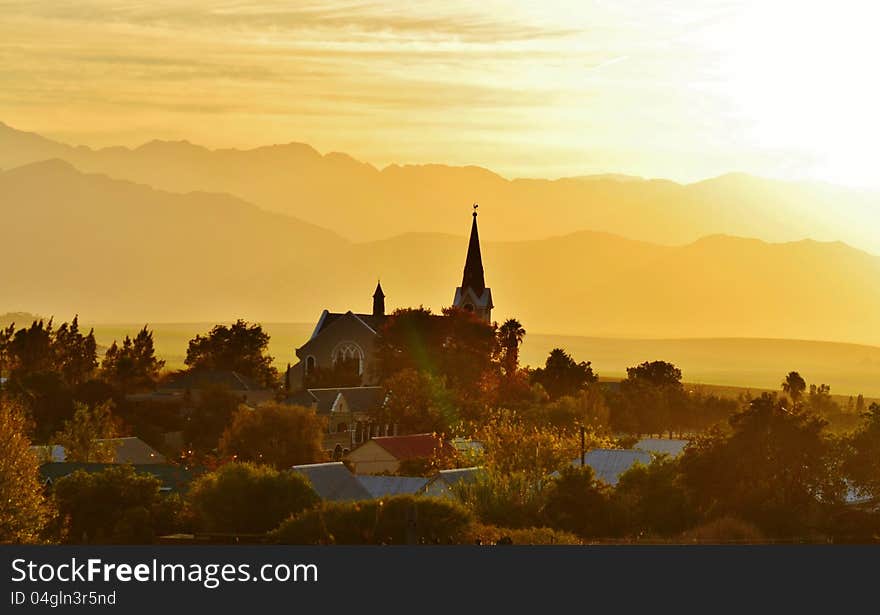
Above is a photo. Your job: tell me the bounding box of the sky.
[1,1,879,186]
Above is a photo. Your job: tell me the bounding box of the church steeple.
[461,207,486,296]
[372,281,385,317]
[453,204,493,321]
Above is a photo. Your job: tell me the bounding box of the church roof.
[461,210,486,296]
[310,310,387,339]
[373,281,385,299]
[307,386,385,414]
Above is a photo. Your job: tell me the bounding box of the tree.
[53,401,120,463]
[374,307,499,393]
[782,371,807,405]
[53,466,174,544]
[680,393,841,536]
[53,316,98,386]
[189,462,319,534]
[542,465,615,539]
[101,326,165,394]
[530,348,597,400]
[536,385,610,431]
[374,368,458,434]
[613,360,687,436]
[185,320,277,388]
[498,318,526,378]
[0,398,51,542]
[614,456,695,537]
[183,385,243,455]
[842,403,880,499]
[219,403,324,469]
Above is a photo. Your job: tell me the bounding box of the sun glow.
[710,1,880,187]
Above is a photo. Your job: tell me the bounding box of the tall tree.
[498,318,526,379]
[782,371,807,405]
[101,326,165,394]
[530,348,597,400]
[0,398,51,543]
[185,320,277,388]
[53,316,97,386]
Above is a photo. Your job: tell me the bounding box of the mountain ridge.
[2,121,878,251]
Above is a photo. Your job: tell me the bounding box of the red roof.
[370,433,444,461]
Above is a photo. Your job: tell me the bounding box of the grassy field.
[83,321,880,399]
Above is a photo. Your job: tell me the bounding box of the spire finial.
[473,202,479,217]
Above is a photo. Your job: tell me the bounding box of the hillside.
[2,122,879,251]
[2,161,880,347]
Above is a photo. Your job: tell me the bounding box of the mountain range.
[2,122,879,251]
[2,157,879,347]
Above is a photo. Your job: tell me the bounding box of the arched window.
[331,342,365,375]
[305,356,316,375]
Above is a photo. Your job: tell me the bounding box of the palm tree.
[782,371,807,406]
[498,318,526,377]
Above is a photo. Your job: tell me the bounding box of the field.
[84,322,880,399]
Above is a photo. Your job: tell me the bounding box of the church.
[287,207,493,391]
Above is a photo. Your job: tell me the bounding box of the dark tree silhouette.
[782,371,807,404]
[498,318,526,378]
[530,348,597,400]
[185,320,277,388]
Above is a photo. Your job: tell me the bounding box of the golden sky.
[2,1,878,186]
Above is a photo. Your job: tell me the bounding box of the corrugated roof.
[634,438,689,457]
[356,475,429,498]
[291,462,371,502]
[572,449,653,485]
[369,433,444,461]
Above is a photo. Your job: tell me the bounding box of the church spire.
[461,204,486,296]
[372,280,385,317]
[453,204,493,321]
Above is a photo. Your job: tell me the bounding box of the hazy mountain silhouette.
[1,121,878,251]
[2,160,879,346]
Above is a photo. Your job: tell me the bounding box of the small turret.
[373,281,386,317]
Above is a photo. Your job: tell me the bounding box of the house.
[39,462,200,493]
[284,385,390,457]
[30,437,166,464]
[287,209,494,390]
[291,462,372,502]
[568,449,653,486]
[345,433,447,475]
[634,438,689,457]
[424,467,484,498]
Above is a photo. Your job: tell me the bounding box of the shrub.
[53,466,166,544]
[453,469,544,529]
[270,495,472,544]
[466,523,581,545]
[679,516,764,543]
[189,463,319,534]
[542,465,616,538]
